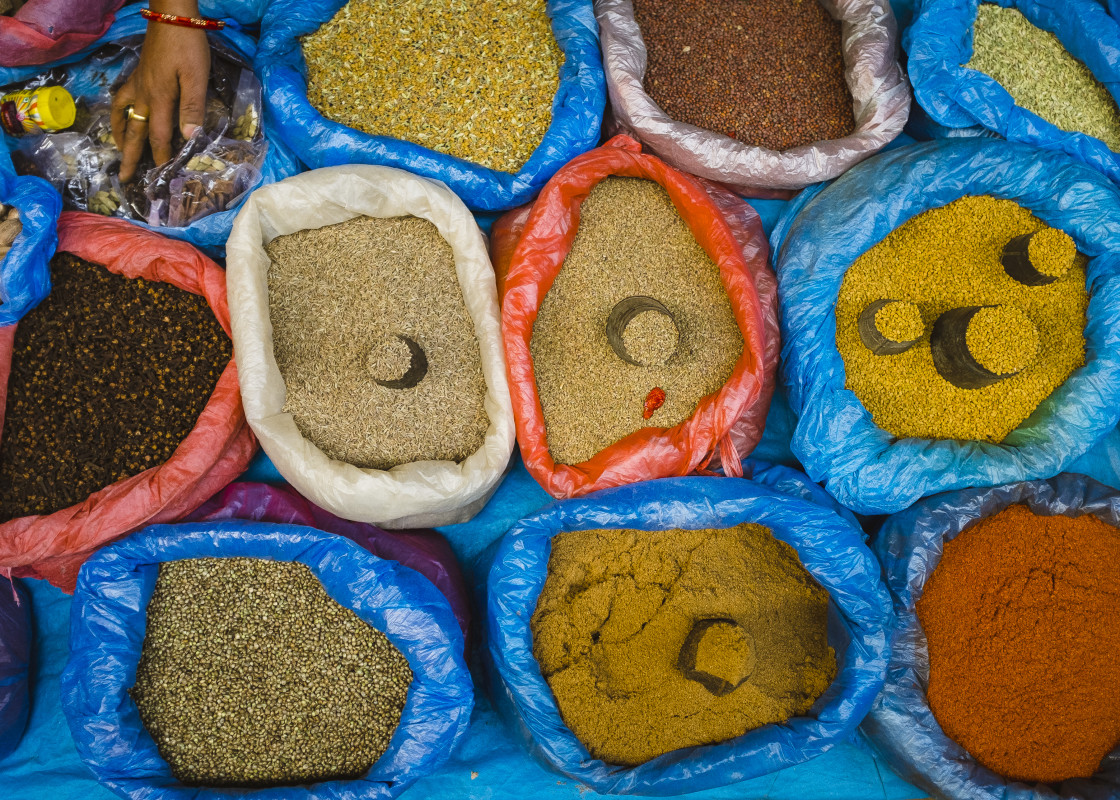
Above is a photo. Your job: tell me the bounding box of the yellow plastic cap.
[35,86,76,131]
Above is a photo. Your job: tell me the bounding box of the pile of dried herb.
[532,524,836,766]
[132,557,413,787]
[967,4,1120,151]
[266,215,490,470]
[530,177,743,465]
[302,0,564,173]
[836,195,1088,443]
[634,0,855,151]
[0,253,231,522]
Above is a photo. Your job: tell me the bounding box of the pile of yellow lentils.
[302,0,564,173]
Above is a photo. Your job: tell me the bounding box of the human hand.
[110,0,210,182]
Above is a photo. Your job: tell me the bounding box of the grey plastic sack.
[595,0,912,194]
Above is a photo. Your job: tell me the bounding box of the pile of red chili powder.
[918,504,1120,783]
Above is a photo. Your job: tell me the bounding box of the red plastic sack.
[188,482,472,646]
[0,211,256,591]
[0,0,124,68]
[494,135,778,498]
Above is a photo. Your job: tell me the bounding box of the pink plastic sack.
[0,0,125,68]
[188,482,472,645]
[0,211,256,591]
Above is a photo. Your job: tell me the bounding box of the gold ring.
[126,107,148,123]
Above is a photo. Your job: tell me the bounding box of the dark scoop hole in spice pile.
[632,0,856,151]
[266,215,490,471]
[301,0,565,173]
[131,557,413,787]
[0,253,231,522]
[530,177,744,466]
[917,505,1120,784]
[531,523,836,767]
[835,195,1088,443]
[966,4,1120,152]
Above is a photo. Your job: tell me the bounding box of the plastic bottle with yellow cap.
[0,86,76,136]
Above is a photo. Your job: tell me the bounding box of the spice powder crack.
[132,557,413,787]
[530,178,743,466]
[266,215,490,470]
[0,253,231,522]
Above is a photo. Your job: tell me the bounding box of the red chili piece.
[643,387,666,420]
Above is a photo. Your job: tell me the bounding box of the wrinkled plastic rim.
[60,522,473,800]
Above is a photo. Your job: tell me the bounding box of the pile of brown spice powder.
[529,177,743,466]
[266,215,490,470]
[633,0,855,151]
[531,524,836,766]
[0,253,231,522]
[918,504,1120,783]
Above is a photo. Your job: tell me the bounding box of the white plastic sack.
[226,166,516,529]
[596,0,912,194]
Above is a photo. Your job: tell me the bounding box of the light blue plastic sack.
[60,521,474,800]
[771,138,1120,515]
[904,0,1120,184]
[863,473,1120,800]
[0,579,31,763]
[485,463,892,796]
[0,4,302,253]
[0,147,59,326]
[254,0,605,212]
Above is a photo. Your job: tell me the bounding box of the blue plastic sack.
[0,4,302,254]
[60,521,474,800]
[0,147,59,326]
[771,138,1120,515]
[863,473,1120,800]
[904,0,1120,184]
[0,578,31,763]
[254,0,605,212]
[485,464,892,796]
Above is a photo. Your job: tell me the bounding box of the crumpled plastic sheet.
[254,0,605,212]
[0,146,59,325]
[0,0,124,68]
[495,136,774,498]
[772,138,1120,515]
[0,212,257,591]
[596,0,911,194]
[0,579,30,763]
[485,461,892,795]
[61,521,474,800]
[0,4,302,254]
[863,473,1120,800]
[904,0,1120,184]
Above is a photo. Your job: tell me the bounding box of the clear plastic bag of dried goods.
[864,473,1120,800]
[61,521,474,800]
[595,0,910,195]
[188,482,472,644]
[772,138,1120,515]
[0,143,59,325]
[492,135,778,499]
[0,3,301,252]
[485,461,890,795]
[225,164,516,530]
[254,0,605,212]
[0,211,256,592]
[906,0,1120,185]
[0,0,124,68]
[0,579,31,762]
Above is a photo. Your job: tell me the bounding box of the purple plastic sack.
[0,0,124,68]
[0,578,31,761]
[188,482,471,643]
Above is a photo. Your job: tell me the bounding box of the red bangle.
[141,7,225,30]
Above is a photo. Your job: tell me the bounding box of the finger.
[148,97,176,168]
[118,107,151,183]
[178,66,208,140]
[110,82,136,151]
